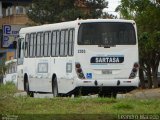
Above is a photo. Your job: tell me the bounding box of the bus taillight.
[75,63,85,79]
[133,63,139,68]
[76,63,81,68]
[129,62,139,79]
[77,68,82,73]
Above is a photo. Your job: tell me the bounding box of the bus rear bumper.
[67,78,139,96]
[76,77,139,87]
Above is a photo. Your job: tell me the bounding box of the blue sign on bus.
[86,73,92,79]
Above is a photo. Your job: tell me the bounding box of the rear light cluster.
[75,63,85,79]
[129,62,139,79]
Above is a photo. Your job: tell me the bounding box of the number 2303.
[78,49,86,53]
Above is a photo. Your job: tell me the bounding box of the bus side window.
[64,30,69,56]
[68,29,75,56]
[44,32,48,56]
[40,32,44,57]
[36,32,43,57]
[44,31,51,57]
[25,34,29,57]
[33,33,36,57]
[48,32,52,56]
[60,30,65,56]
[36,32,41,57]
[18,39,24,59]
[52,31,57,56]
[55,31,60,56]
[17,38,25,65]
[29,33,36,57]
[18,40,21,58]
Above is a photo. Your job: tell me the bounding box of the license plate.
[102,70,112,74]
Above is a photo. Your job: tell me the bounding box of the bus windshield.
[78,22,136,45]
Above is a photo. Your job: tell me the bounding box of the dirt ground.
[117,88,160,99]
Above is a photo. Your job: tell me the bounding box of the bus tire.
[24,76,34,97]
[52,77,58,97]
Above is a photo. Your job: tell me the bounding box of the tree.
[27,0,80,24]
[139,32,160,88]
[116,0,160,88]
[102,12,118,19]
[115,0,136,19]
[85,0,108,18]
[27,0,108,24]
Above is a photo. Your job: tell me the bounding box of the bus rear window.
[78,22,136,45]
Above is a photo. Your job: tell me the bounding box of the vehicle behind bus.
[3,59,17,85]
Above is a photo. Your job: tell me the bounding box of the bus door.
[17,37,25,90]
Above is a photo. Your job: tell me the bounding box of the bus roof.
[19,19,135,34]
[79,19,135,23]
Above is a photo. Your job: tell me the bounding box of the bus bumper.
[67,77,140,95]
[76,77,139,87]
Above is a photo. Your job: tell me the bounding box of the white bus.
[3,59,17,85]
[17,19,139,97]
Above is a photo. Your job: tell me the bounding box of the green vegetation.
[0,58,7,76]
[1,83,160,120]
[27,0,108,24]
[116,0,160,88]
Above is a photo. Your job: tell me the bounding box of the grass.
[0,83,160,120]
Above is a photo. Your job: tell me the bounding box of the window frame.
[59,29,68,57]
[51,30,58,57]
[29,32,36,58]
[55,30,60,57]
[24,33,30,58]
[36,32,43,57]
[64,29,69,56]
[68,28,75,56]
[43,31,52,57]
[40,32,44,57]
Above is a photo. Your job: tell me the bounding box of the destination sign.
[90,56,124,63]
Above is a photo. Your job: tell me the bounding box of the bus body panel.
[76,77,139,87]
[22,57,76,93]
[74,45,138,80]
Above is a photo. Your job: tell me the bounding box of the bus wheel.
[52,78,58,97]
[24,80,34,97]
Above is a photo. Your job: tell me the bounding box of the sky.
[103,0,121,17]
